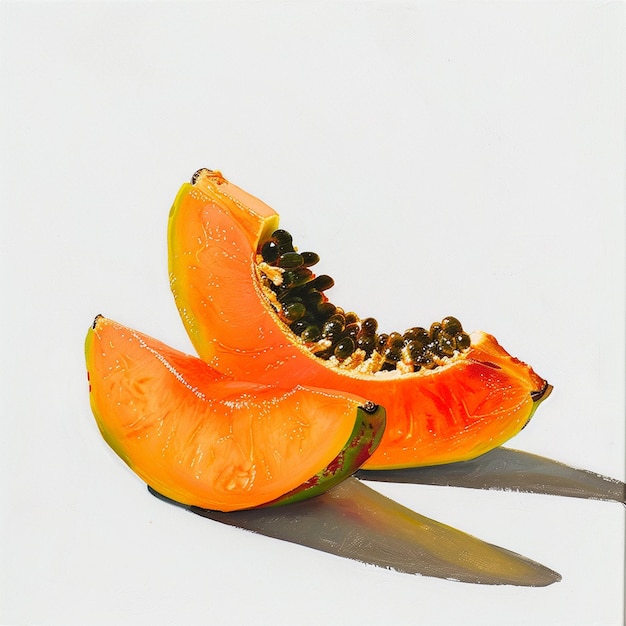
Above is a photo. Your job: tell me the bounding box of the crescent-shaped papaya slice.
[168,170,551,470]
[86,316,385,511]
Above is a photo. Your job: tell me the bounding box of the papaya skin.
[168,170,551,469]
[267,403,385,507]
[86,316,385,511]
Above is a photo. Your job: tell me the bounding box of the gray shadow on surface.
[149,477,561,587]
[357,447,626,504]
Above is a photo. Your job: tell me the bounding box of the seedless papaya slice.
[168,170,551,469]
[86,316,385,511]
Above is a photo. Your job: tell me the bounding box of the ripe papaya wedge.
[168,169,552,469]
[86,316,385,511]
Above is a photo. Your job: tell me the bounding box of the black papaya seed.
[356,334,376,355]
[310,274,335,291]
[301,251,320,267]
[277,286,296,302]
[328,313,346,327]
[301,325,321,342]
[316,301,336,318]
[456,332,471,350]
[377,333,389,350]
[260,240,280,264]
[281,271,297,289]
[438,335,456,357]
[344,312,359,326]
[282,301,306,322]
[441,316,463,336]
[290,319,309,335]
[334,337,355,360]
[405,339,425,362]
[388,332,404,348]
[403,326,429,344]
[277,252,304,269]
[316,347,334,360]
[323,330,342,344]
[271,229,293,247]
[361,317,378,335]
[283,268,313,288]
[322,318,344,337]
[343,323,360,341]
[429,322,443,341]
[302,288,323,305]
[383,346,402,363]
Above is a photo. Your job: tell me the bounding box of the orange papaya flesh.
[168,170,551,470]
[86,316,385,511]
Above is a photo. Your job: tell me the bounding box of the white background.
[1,2,624,625]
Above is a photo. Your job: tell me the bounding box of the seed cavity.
[256,229,471,374]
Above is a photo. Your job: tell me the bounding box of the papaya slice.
[86,316,385,511]
[168,169,551,469]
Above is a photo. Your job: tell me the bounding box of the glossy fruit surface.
[169,170,550,469]
[86,316,385,510]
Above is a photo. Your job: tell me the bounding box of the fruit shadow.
[148,449,624,585]
[357,447,626,504]
[149,474,561,587]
